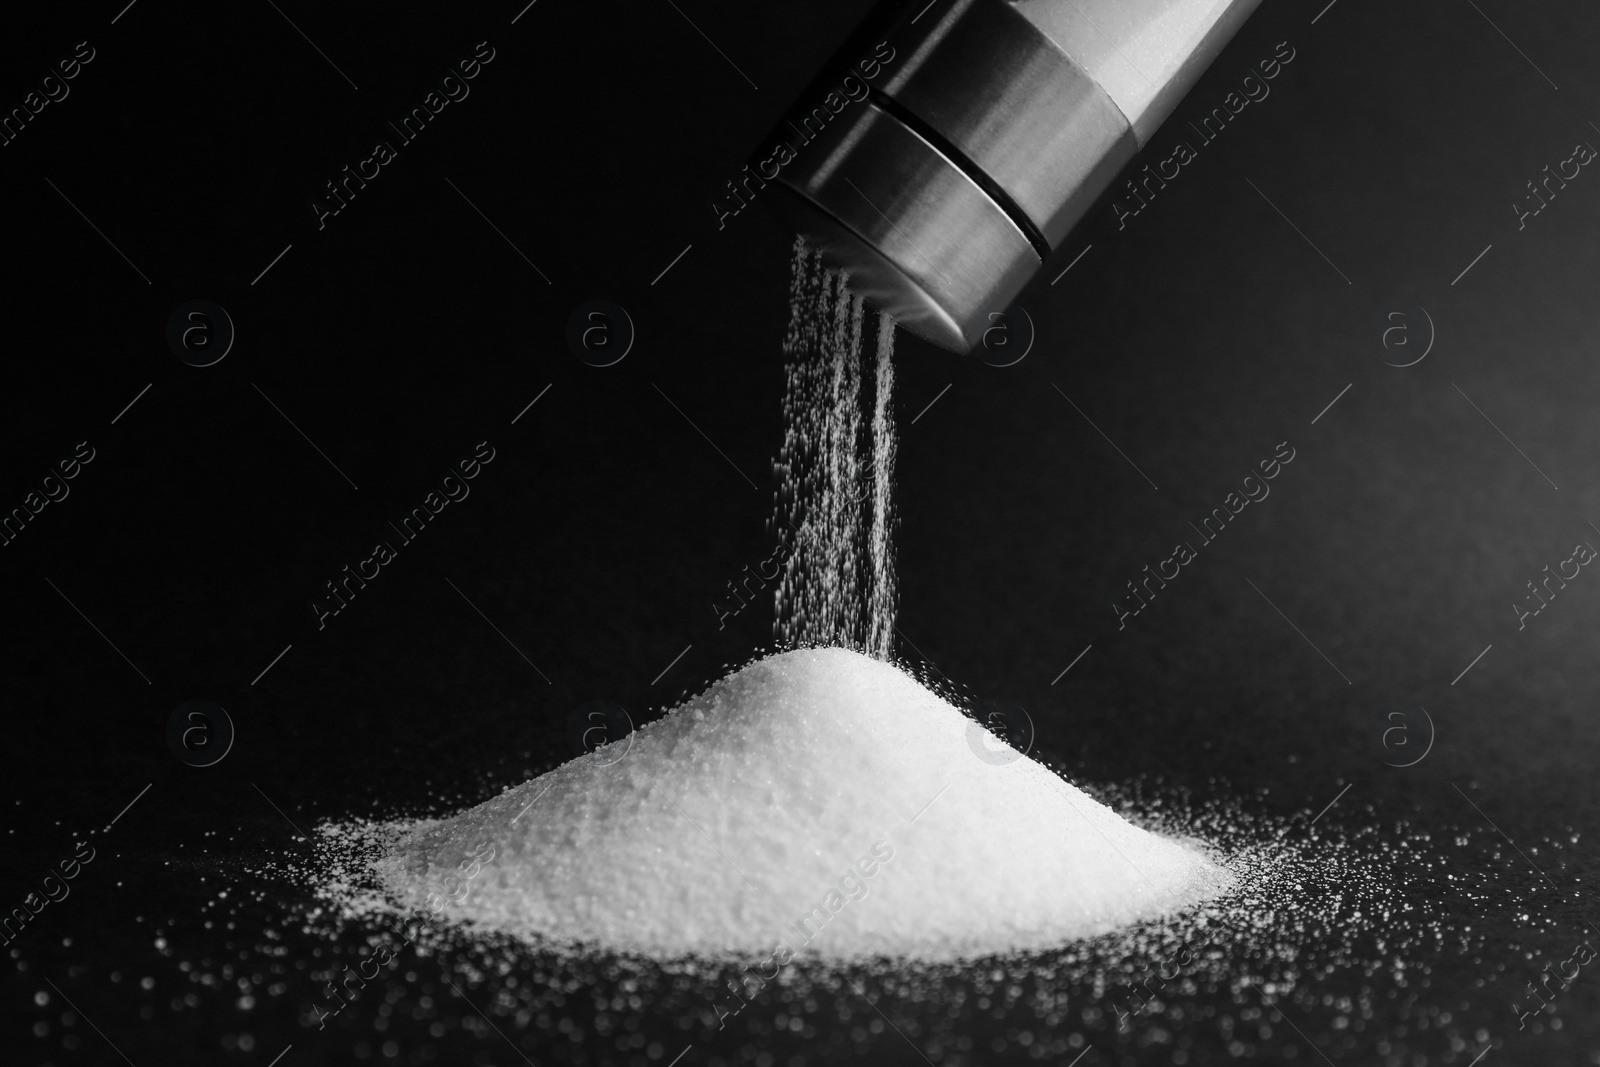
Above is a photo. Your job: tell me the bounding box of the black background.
[5,0,1600,1064]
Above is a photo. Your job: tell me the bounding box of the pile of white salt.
[357,648,1229,961]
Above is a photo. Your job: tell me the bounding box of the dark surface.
[5,1,1600,1065]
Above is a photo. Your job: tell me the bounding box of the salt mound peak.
[368,648,1231,961]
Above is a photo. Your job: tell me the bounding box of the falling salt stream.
[773,238,898,656]
[866,309,897,658]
